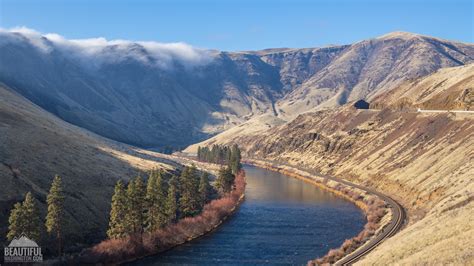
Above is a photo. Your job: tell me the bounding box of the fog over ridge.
[0,26,214,68]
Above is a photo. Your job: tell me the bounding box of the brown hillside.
[0,84,174,251]
[371,64,474,110]
[185,65,474,264]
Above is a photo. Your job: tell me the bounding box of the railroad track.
[336,190,406,265]
[245,159,406,265]
[311,169,406,265]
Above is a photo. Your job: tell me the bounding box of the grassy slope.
[371,64,474,110]
[184,65,474,264]
[0,84,174,251]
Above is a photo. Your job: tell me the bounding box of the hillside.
[0,84,175,251]
[185,65,474,264]
[371,64,474,110]
[1,29,473,149]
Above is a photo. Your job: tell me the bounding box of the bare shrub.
[308,181,389,265]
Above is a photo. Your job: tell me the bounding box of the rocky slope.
[0,84,175,251]
[185,65,474,264]
[1,29,473,149]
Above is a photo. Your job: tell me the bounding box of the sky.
[0,0,472,51]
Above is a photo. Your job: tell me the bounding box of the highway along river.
[133,165,365,265]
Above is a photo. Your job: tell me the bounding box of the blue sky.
[0,0,472,51]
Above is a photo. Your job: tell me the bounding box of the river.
[133,165,365,265]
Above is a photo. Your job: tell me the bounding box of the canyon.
[187,64,474,264]
[1,28,473,264]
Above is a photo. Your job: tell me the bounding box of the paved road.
[246,159,406,265]
[416,108,474,114]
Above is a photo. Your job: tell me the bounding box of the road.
[245,159,406,265]
[416,108,474,114]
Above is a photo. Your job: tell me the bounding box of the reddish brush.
[78,171,246,264]
[309,192,388,265]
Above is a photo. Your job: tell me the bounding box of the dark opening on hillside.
[353,100,370,109]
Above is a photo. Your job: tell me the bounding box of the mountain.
[0,83,174,251]
[272,32,474,118]
[1,29,473,149]
[185,64,474,264]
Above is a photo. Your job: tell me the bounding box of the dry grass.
[0,85,173,251]
[196,73,474,264]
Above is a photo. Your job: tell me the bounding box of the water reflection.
[246,166,341,205]
[133,165,365,265]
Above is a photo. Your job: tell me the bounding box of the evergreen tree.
[211,145,219,163]
[145,170,167,232]
[165,176,178,224]
[125,176,146,235]
[225,147,232,165]
[7,192,41,242]
[198,172,211,207]
[197,144,242,168]
[107,180,128,239]
[179,165,200,217]
[22,192,41,242]
[45,175,65,257]
[230,144,242,174]
[7,202,25,241]
[216,167,235,193]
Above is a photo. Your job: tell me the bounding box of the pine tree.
[179,165,200,217]
[198,172,211,207]
[125,176,146,235]
[45,175,65,257]
[216,167,235,193]
[107,180,128,239]
[145,171,157,231]
[230,144,242,174]
[165,176,178,224]
[197,146,202,161]
[22,192,41,242]
[211,145,219,163]
[145,170,167,232]
[7,202,25,241]
[7,192,41,242]
[225,147,232,165]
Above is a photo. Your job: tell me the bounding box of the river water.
[133,165,365,265]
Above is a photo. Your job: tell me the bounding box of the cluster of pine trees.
[197,144,242,174]
[6,151,243,257]
[7,175,65,256]
[107,166,212,239]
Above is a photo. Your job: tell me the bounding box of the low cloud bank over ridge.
[0,27,213,68]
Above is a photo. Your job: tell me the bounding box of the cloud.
[0,26,213,69]
[0,26,53,52]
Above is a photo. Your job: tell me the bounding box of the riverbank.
[76,171,246,264]
[243,159,394,265]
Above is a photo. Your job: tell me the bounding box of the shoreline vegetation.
[243,159,391,265]
[77,171,245,264]
[76,146,246,264]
